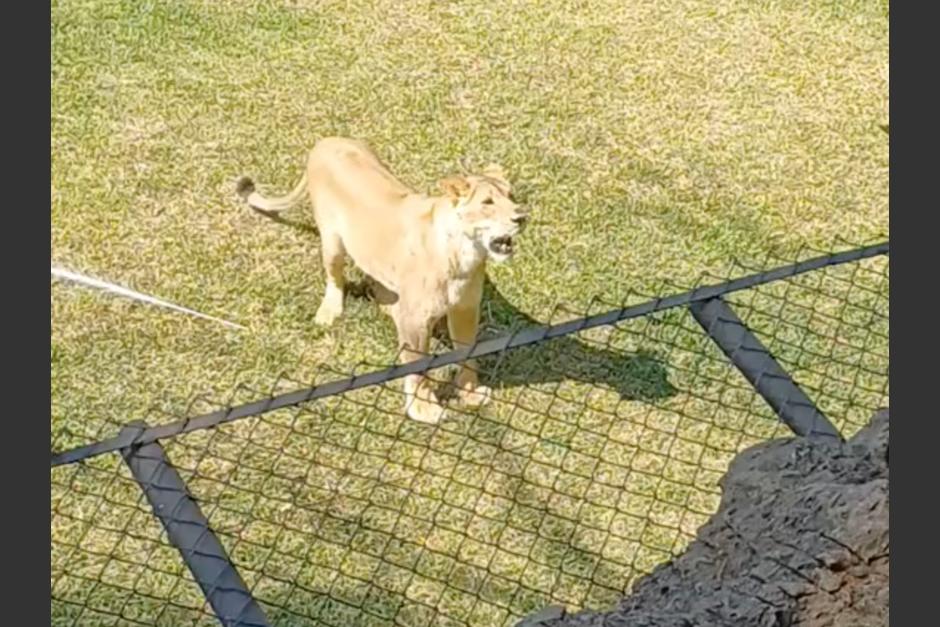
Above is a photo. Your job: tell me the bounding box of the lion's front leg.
[447,301,492,408]
[396,315,446,424]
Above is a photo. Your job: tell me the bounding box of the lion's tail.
[236,170,308,214]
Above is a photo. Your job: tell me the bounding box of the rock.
[518,409,889,627]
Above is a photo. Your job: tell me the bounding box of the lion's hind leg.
[314,230,346,326]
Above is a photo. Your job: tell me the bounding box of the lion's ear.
[482,163,510,191]
[438,175,472,200]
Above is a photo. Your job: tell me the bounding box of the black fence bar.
[120,423,270,627]
[689,298,841,440]
[50,243,887,468]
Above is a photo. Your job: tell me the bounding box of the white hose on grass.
[51,265,246,331]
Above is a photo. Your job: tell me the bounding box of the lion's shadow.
[350,276,676,403]
[469,279,676,402]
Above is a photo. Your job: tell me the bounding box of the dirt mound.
[519,409,889,627]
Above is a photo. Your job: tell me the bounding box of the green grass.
[52,1,888,625]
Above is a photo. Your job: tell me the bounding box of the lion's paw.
[314,301,343,326]
[406,395,446,424]
[458,385,493,408]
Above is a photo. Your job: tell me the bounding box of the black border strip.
[51,242,887,467]
[120,423,271,627]
[689,298,842,439]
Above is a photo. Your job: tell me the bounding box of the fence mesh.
[51,245,888,627]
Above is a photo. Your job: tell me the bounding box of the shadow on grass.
[471,278,676,403]
[250,207,319,235]
[346,275,676,405]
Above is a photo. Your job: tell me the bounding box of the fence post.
[689,297,842,440]
[119,422,270,627]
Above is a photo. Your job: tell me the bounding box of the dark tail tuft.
[235,177,256,199]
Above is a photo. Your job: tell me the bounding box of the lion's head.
[438,164,528,262]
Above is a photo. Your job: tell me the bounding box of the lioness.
[236,137,528,424]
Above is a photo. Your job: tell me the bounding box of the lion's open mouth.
[488,235,515,256]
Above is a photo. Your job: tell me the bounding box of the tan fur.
[238,137,527,423]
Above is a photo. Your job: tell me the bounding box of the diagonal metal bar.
[52,243,885,467]
[689,298,841,440]
[120,422,271,627]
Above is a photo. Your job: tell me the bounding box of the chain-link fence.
[51,242,889,627]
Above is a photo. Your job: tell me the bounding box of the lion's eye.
[483,198,494,205]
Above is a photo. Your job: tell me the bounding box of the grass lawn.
[51,1,889,625]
